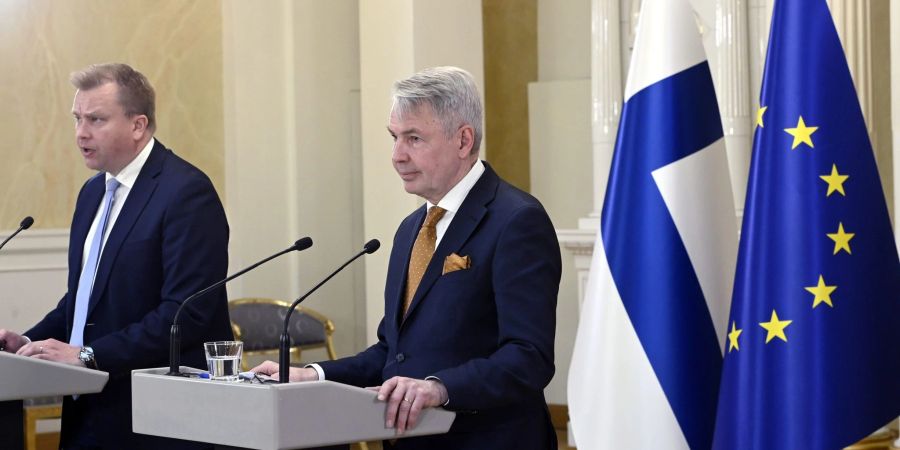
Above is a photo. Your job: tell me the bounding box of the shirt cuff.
[21,335,31,344]
[424,376,450,406]
[306,363,325,381]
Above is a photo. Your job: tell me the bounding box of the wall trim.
[0,228,69,273]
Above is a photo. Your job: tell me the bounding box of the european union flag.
[713,1,900,449]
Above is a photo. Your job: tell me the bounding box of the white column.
[747,0,772,105]
[712,0,752,219]
[358,0,484,344]
[560,0,623,314]
[222,0,299,299]
[583,0,623,229]
[222,0,367,356]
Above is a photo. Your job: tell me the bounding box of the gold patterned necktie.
[404,206,447,315]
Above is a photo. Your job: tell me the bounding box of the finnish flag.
[567,0,738,448]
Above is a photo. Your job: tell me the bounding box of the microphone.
[167,237,313,376]
[279,239,380,383]
[0,216,34,252]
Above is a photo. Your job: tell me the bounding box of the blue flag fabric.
[713,1,900,449]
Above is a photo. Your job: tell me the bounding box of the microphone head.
[20,216,34,230]
[363,239,380,254]
[292,237,313,252]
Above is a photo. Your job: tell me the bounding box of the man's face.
[388,105,473,204]
[72,82,144,175]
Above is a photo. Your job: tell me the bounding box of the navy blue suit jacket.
[319,164,562,449]
[26,140,232,449]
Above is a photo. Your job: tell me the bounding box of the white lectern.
[0,351,109,401]
[132,367,456,450]
[0,351,109,448]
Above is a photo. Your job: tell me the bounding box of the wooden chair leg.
[24,408,36,450]
[24,405,62,450]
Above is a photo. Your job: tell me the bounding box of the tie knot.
[106,178,121,193]
[423,206,446,228]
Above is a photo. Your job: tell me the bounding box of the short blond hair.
[70,63,156,131]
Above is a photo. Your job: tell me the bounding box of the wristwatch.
[79,346,98,369]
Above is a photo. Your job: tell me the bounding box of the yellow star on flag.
[727,321,743,353]
[756,106,768,128]
[804,275,837,308]
[819,164,848,196]
[759,309,792,344]
[784,116,819,149]
[827,222,855,255]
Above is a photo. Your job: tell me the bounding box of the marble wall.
[0,0,224,230]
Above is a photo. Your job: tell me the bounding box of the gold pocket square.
[442,253,471,275]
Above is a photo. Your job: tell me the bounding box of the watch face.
[79,347,95,368]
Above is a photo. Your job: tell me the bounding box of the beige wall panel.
[482,0,538,192]
[0,0,224,230]
[290,0,366,355]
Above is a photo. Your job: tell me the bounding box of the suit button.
[395,353,405,362]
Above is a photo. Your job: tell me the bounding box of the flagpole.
[891,0,900,259]
[888,0,900,445]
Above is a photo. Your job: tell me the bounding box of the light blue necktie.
[70,178,120,347]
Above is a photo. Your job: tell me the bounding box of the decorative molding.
[0,229,68,273]
[557,228,596,255]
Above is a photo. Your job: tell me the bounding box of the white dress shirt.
[80,138,155,270]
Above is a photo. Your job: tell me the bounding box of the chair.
[228,298,337,370]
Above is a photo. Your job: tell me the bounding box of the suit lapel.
[87,142,165,317]
[401,165,499,325]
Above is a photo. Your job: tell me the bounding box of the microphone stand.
[167,237,313,376]
[279,240,379,383]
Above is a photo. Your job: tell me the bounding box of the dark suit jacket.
[26,140,232,449]
[319,163,562,449]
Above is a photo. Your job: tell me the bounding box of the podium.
[132,367,456,449]
[0,351,109,401]
[0,351,109,448]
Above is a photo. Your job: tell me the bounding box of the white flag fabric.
[567,0,738,448]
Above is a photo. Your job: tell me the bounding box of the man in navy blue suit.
[254,67,562,449]
[0,63,232,449]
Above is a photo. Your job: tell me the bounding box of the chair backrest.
[228,298,334,352]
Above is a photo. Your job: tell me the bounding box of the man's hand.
[0,329,27,353]
[250,360,319,382]
[16,338,82,366]
[374,376,448,435]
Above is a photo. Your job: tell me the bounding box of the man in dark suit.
[254,66,561,449]
[0,63,232,449]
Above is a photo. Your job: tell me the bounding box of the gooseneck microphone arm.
[0,216,33,351]
[0,216,34,252]
[167,237,313,377]
[279,239,380,383]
